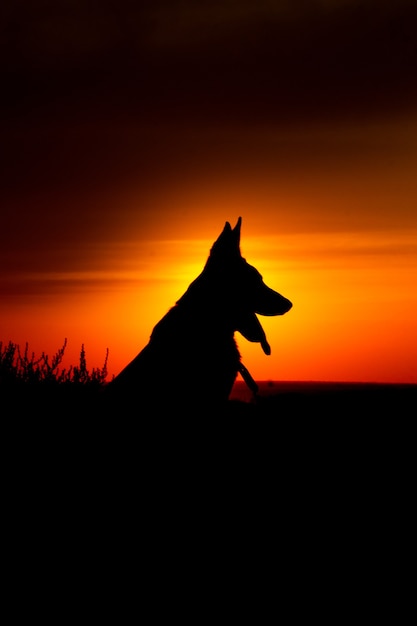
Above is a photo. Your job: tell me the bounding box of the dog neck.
[175,289,259,398]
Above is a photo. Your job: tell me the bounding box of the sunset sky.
[1,0,417,384]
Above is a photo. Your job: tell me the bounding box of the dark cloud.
[1,1,416,124]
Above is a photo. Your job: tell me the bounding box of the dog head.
[208,217,292,354]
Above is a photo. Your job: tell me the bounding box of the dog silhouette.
[107,217,292,413]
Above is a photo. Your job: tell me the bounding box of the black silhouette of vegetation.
[0,338,109,389]
[0,338,112,418]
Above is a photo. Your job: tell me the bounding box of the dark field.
[3,379,415,416]
[5,379,415,455]
[5,377,415,534]
[3,378,414,624]
[228,380,417,416]
[5,378,415,562]
[5,378,416,417]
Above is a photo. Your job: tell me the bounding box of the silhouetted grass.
[0,338,109,387]
[0,338,111,415]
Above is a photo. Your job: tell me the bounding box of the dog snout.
[256,285,293,316]
[280,296,293,314]
[272,295,292,315]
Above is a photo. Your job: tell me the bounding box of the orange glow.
[3,2,417,392]
[2,224,416,384]
[2,115,417,385]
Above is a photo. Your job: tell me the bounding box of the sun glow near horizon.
[1,222,416,385]
[97,226,416,383]
[2,2,417,389]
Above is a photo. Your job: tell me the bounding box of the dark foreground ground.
[5,379,415,505]
[5,379,416,418]
[3,378,415,596]
[229,380,417,416]
[4,379,416,446]
[4,378,415,530]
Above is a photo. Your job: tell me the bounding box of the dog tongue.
[261,336,271,355]
[236,313,271,355]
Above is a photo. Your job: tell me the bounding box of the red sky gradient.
[1,1,417,383]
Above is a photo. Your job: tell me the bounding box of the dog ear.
[216,221,232,243]
[210,218,242,258]
[232,216,242,238]
[231,216,242,250]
